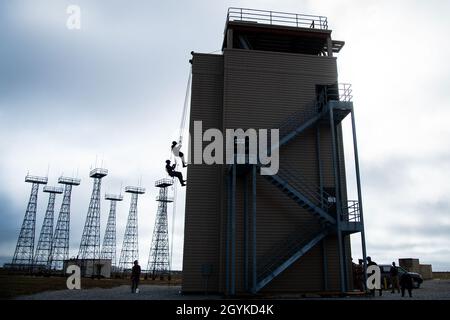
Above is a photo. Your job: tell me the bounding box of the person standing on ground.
[131,260,141,293]
[390,262,400,294]
[400,272,413,298]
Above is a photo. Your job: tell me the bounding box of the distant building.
[399,258,433,280]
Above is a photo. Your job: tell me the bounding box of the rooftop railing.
[337,83,353,102]
[155,178,174,187]
[89,168,108,177]
[25,175,48,184]
[226,8,328,30]
[316,83,353,111]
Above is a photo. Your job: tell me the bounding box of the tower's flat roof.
[222,8,345,55]
[155,178,173,188]
[89,168,108,178]
[25,175,48,184]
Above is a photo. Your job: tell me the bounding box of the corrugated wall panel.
[182,54,224,292]
[221,49,349,293]
[183,48,353,294]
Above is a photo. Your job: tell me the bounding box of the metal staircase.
[264,167,336,225]
[253,83,358,292]
[255,227,330,292]
[225,83,366,295]
[274,83,353,150]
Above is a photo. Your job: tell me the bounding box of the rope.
[167,67,191,281]
[179,67,192,144]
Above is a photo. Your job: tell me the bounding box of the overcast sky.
[0,0,449,271]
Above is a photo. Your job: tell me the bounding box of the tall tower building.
[182,8,366,295]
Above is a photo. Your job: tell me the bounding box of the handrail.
[278,83,353,139]
[277,166,333,210]
[226,7,328,31]
[317,83,353,107]
[342,200,360,222]
[25,175,48,184]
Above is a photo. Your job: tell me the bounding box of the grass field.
[0,271,182,299]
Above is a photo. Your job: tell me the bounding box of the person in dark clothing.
[166,160,186,186]
[390,262,400,293]
[367,256,382,296]
[400,272,413,297]
[171,141,187,168]
[131,260,141,293]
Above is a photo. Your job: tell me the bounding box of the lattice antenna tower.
[78,168,108,260]
[48,176,81,270]
[147,178,173,280]
[11,175,48,267]
[101,193,123,268]
[34,186,63,269]
[118,186,145,271]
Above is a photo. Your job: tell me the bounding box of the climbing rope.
[178,67,192,144]
[168,67,192,280]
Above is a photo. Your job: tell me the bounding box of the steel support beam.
[316,126,324,209]
[335,123,348,290]
[231,164,236,295]
[243,174,248,292]
[329,106,346,293]
[225,170,231,295]
[252,165,257,294]
[351,108,368,288]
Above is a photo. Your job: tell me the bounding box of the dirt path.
[15,280,450,300]
[16,284,214,300]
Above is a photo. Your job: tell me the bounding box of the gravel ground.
[16,280,450,300]
[363,279,450,300]
[16,284,215,300]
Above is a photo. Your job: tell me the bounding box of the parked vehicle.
[379,264,423,289]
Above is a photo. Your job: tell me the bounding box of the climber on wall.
[165,160,186,186]
[171,141,187,168]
